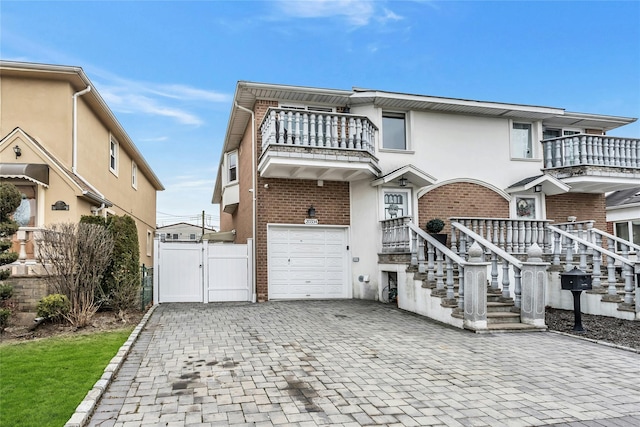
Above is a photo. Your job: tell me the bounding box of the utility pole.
[202,210,205,237]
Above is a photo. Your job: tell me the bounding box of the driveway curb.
[64,304,157,427]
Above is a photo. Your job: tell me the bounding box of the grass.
[0,327,134,427]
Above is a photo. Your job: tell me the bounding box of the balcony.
[541,135,640,193]
[258,108,380,181]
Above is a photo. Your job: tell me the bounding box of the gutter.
[72,85,91,174]
[234,102,257,303]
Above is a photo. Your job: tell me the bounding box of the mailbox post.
[560,267,592,332]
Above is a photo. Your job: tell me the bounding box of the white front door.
[268,226,348,299]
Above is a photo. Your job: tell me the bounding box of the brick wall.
[545,193,607,229]
[256,179,350,301]
[418,182,510,235]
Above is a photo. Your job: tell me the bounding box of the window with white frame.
[227,151,237,183]
[383,189,411,219]
[511,122,533,159]
[382,112,407,150]
[614,220,640,251]
[109,137,119,174]
[132,161,138,189]
[512,195,541,220]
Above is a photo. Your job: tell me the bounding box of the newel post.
[520,243,549,327]
[464,242,490,330]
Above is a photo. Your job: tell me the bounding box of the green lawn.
[0,328,133,427]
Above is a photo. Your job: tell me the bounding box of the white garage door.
[268,226,349,299]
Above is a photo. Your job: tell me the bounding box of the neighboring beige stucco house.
[0,61,164,270]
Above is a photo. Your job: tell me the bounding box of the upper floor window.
[511,122,532,159]
[131,161,138,189]
[543,128,581,139]
[109,137,119,174]
[382,112,407,150]
[227,151,238,183]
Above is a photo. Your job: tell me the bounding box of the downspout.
[234,102,257,303]
[72,85,91,174]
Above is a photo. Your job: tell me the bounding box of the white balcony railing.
[542,135,640,169]
[260,108,377,155]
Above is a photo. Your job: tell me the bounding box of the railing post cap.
[527,243,543,261]
[468,241,483,261]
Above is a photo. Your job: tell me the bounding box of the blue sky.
[2,0,639,228]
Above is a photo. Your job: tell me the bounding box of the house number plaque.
[304,219,319,225]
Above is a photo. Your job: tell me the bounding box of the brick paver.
[87,301,640,426]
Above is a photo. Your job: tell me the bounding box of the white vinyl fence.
[153,238,253,303]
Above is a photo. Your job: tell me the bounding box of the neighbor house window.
[382,112,407,150]
[132,161,138,189]
[614,221,640,251]
[227,151,237,183]
[146,230,152,257]
[110,137,119,174]
[511,122,533,159]
[13,185,37,227]
[190,234,196,240]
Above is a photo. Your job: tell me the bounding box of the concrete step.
[487,311,521,324]
[487,301,515,312]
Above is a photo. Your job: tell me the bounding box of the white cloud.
[273,0,385,27]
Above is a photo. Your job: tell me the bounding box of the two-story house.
[212,81,638,309]
[0,61,164,271]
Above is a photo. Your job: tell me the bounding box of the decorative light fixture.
[398,176,408,187]
[534,184,542,193]
[307,205,316,218]
[13,145,21,158]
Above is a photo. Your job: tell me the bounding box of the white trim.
[226,150,238,184]
[131,161,138,189]
[417,178,511,201]
[109,135,119,176]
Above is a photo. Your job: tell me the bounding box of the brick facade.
[255,178,350,301]
[418,182,510,236]
[545,193,607,229]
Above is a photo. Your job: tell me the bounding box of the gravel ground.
[545,307,640,351]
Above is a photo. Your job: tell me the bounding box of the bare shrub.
[37,223,114,327]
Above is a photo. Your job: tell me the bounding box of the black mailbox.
[560,267,592,291]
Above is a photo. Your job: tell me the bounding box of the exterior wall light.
[13,145,21,158]
[534,184,542,193]
[307,205,316,218]
[398,176,408,187]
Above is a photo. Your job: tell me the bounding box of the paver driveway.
[88,300,640,427]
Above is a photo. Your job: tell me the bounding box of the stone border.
[548,330,640,354]
[64,304,158,427]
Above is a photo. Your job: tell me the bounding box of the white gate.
[153,239,253,303]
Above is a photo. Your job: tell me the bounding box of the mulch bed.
[545,307,640,351]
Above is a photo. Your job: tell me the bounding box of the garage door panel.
[288,229,326,241]
[289,243,328,254]
[268,226,348,300]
